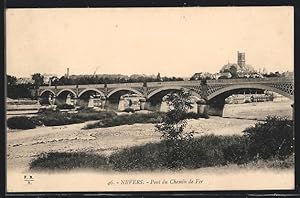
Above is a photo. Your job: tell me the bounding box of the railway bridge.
[38,77,294,116]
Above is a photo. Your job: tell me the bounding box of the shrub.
[182,112,209,120]
[56,104,75,110]
[222,135,249,164]
[31,112,82,126]
[7,116,37,129]
[71,111,117,122]
[29,152,108,171]
[109,135,244,171]
[38,108,57,114]
[124,108,135,113]
[242,116,293,160]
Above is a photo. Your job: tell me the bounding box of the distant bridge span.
[38,77,294,116]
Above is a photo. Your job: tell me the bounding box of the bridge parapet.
[107,82,144,88]
[40,85,76,89]
[78,84,106,88]
[207,77,293,84]
[147,80,199,87]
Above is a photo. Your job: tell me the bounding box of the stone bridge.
[38,77,294,116]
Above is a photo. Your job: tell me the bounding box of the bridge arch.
[107,88,143,98]
[147,86,202,100]
[207,84,293,101]
[39,89,56,105]
[56,89,77,97]
[78,88,105,98]
[40,89,56,97]
[146,87,201,112]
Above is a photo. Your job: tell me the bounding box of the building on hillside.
[43,74,59,85]
[215,72,232,79]
[190,72,215,80]
[191,51,257,80]
[16,77,34,85]
[220,51,256,76]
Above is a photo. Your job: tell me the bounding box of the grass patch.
[56,104,75,110]
[241,155,294,169]
[29,152,108,171]
[8,110,208,130]
[84,112,165,129]
[7,111,117,129]
[29,115,294,171]
[181,112,209,120]
[29,135,293,171]
[33,111,117,127]
[83,112,208,129]
[109,135,248,171]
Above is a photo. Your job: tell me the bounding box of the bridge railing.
[77,84,106,88]
[39,85,76,89]
[107,82,144,88]
[207,77,294,84]
[147,80,199,87]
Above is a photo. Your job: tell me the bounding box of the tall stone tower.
[237,51,245,68]
[66,68,70,79]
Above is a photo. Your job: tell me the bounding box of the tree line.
[7,73,184,99]
[55,74,184,86]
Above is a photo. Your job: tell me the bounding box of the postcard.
[6,7,294,192]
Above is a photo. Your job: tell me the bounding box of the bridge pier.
[206,97,226,117]
[160,97,169,112]
[206,104,224,117]
[75,96,107,110]
[101,97,106,109]
[139,98,146,110]
[196,99,208,115]
[55,98,67,106]
[76,98,88,107]
[66,94,73,105]
[118,96,129,111]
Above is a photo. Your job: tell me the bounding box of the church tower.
[237,51,245,68]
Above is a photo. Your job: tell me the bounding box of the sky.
[6,7,293,78]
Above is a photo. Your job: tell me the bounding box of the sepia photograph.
[5,6,294,192]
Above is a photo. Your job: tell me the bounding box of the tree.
[7,75,17,87]
[49,76,59,86]
[7,75,34,99]
[155,89,194,141]
[31,73,44,87]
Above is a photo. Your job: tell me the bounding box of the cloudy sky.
[6,7,293,78]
